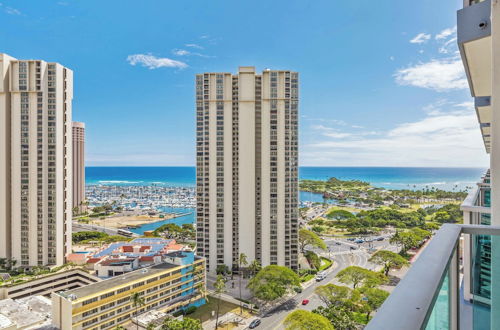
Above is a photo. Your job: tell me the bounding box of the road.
[72,222,140,237]
[252,235,400,329]
[255,249,371,329]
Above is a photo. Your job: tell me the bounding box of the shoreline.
[84,212,193,230]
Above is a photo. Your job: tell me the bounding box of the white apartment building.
[0,53,73,267]
[72,121,85,212]
[195,66,299,273]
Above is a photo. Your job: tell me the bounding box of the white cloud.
[126,54,187,69]
[389,56,395,61]
[410,33,431,44]
[394,58,467,91]
[172,49,191,56]
[301,105,488,167]
[435,26,457,40]
[185,43,203,49]
[0,3,21,15]
[172,48,211,58]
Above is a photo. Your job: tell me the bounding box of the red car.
[301,299,309,305]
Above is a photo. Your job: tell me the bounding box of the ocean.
[86,166,486,191]
[85,166,486,234]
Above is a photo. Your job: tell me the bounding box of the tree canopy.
[369,250,409,276]
[162,318,202,330]
[298,229,326,253]
[283,310,334,330]
[247,265,300,303]
[314,284,359,309]
[335,266,387,289]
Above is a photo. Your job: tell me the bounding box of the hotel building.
[367,1,500,329]
[0,53,73,267]
[195,66,299,274]
[52,252,206,330]
[72,121,85,212]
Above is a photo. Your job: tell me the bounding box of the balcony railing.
[366,224,500,330]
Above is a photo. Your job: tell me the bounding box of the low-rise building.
[0,295,53,329]
[52,252,206,330]
[0,269,100,300]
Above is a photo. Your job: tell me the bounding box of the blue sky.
[0,0,489,167]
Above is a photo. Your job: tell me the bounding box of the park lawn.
[300,274,315,283]
[326,206,363,216]
[189,296,253,324]
[319,258,333,271]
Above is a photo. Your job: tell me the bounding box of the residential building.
[52,252,206,330]
[0,53,73,267]
[367,0,500,329]
[195,66,299,274]
[72,121,85,212]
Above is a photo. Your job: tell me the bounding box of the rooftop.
[0,296,52,329]
[58,262,179,300]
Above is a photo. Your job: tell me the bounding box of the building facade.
[195,66,299,273]
[72,121,85,212]
[368,1,500,329]
[52,253,206,330]
[0,53,73,267]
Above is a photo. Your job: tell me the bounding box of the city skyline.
[0,0,488,167]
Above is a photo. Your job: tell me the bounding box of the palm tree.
[130,292,145,330]
[248,259,261,277]
[237,253,248,314]
[214,275,226,329]
[185,265,202,314]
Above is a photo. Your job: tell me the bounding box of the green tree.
[162,318,202,330]
[238,253,248,314]
[153,223,182,238]
[314,284,359,309]
[214,275,226,329]
[248,259,261,277]
[359,288,389,321]
[304,250,321,270]
[313,306,356,330]
[298,229,326,253]
[247,265,300,305]
[335,266,386,289]
[130,292,145,330]
[369,250,409,276]
[326,209,355,220]
[422,222,441,232]
[283,310,334,330]
[390,231,420,255]
[215,264,231,276]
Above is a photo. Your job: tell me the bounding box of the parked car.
[377,237,385,241]
[335,241,341,245]
[350,246,358,250]
[302,299,310,305]
[347,237,355,241]
[249,319,261,329]
[354,239,364,244]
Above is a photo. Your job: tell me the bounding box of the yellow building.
[52,253,206,330]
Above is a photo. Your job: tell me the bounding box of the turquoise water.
[86,166,486,234]
[86,166,485,191]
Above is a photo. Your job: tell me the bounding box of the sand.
[85,213,183,229]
